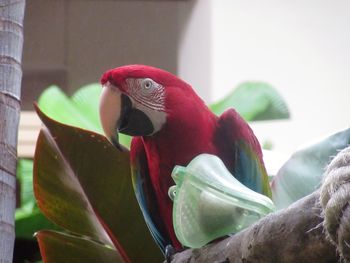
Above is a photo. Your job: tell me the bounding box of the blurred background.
[20,0,350,156]
[15,1,350,261]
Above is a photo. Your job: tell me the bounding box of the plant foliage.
[210,82,290,121]
[16,159,59,239]
[33,105,163,262]
[38,84,131,148]
[271,128,350,209]
[29,81,290,262]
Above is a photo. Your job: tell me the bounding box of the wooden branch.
[171,192,337,263]
[171,147,350,263]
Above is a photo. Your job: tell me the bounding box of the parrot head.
[99,64,205,146]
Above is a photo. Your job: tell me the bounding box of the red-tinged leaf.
[34,127,112,246]
[33,105,163,262]
[36,230,122,263]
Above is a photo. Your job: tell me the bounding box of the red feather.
[104,65,271,251]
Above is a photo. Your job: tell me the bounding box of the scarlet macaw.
[99,65,271,253]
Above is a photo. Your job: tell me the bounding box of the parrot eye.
[141,78,154,90]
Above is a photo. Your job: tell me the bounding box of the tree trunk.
[0,0,25,262]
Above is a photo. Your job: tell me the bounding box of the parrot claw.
[165,245,176,263]
[165,245,187,262]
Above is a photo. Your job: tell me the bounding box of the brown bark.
[0,0,25,262]
[171,147,350,263]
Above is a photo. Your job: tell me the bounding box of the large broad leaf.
[16,159,59,239]
[271,128,350,210]
[34,105,163,262]
[38,85,101,133]
[36,230,122,263]
[210,82,290,121]
[38,85,131,148]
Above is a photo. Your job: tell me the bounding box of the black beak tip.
[111,135,128,152]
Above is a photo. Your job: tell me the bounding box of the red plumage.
[100,65,271,252]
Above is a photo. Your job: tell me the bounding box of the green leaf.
[38,85,131,148]
[16,209,60,239]
[34,126,112,247]
[38,85,101,133]
[16,159,59,239]
[34,105,163,262]
[271,128,350,209]
[16,159,35,212]
[71,83,103,130]
[36,230,122,263]
[210,82,290,121]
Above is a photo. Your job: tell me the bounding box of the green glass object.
[169,154,275,248]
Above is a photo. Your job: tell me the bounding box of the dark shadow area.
[13,239,41,263]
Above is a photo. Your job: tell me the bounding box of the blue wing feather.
[234,140,269,195]
[216,109,271,197]
[130,138,170,254]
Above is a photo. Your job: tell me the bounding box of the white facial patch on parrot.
[126,78,165,111]
[126,78,167,134]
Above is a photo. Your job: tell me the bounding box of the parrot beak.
[99,83,122,147]
[99,82,155,145]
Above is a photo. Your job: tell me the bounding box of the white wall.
[24,0,350,154]
[178,0,212,101]
[179,0,350,154]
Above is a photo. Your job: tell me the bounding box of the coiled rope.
[320,146,350,262]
